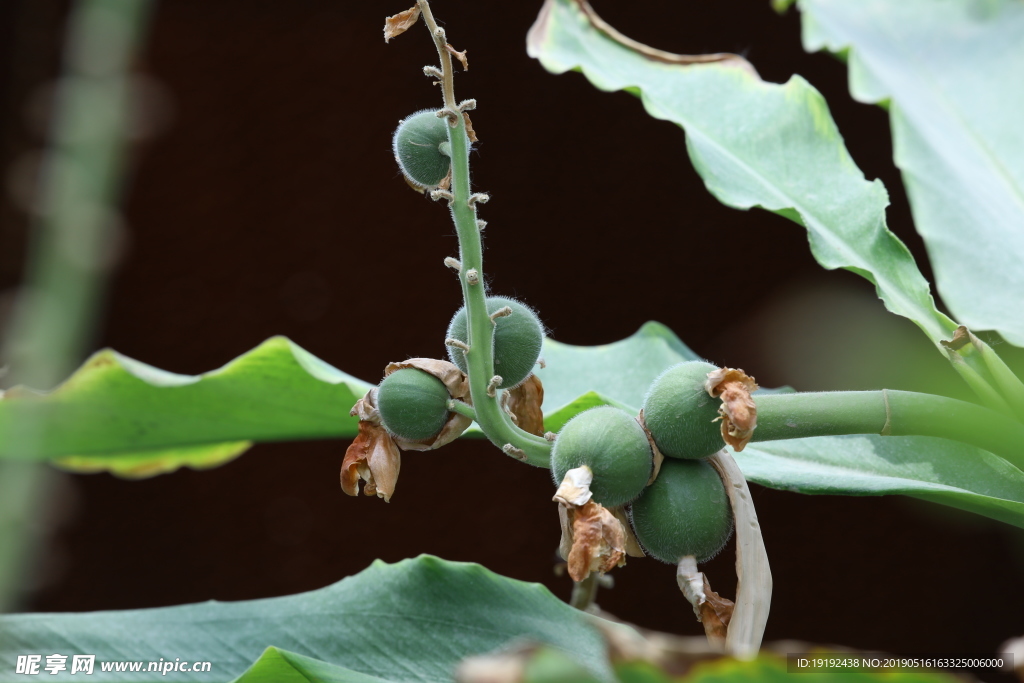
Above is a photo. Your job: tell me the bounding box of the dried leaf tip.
[705,367,758,451]
[384,6,421,42]
[940,324,974,351]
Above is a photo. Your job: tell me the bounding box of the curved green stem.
[447,399,476,420]
[754,390,1024,470]
[418,1,552,467]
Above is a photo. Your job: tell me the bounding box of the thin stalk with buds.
[415,0,552,466]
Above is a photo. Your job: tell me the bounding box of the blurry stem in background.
[0,0,155,612]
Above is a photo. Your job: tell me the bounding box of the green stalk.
[418,1,552,467]
[937,325,1024,421]
[754,390,1024,470]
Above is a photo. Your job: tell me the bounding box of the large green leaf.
[0,336,373,464]
[734,435,1024,528]
[0,555,612,683]
[527,0,956,349]
[798,0,1024,346]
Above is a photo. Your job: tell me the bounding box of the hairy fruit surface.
[551,406,653,508]
[643,361,723,459]
[446,296,543,389]
[629,458,733,563]
[392,109,451,190]
[377,367,451,441]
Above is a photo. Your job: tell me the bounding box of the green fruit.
[629,458,733,564]
[446,296,544,389]
[550,406,653,508]
[643,361,723,460]
[392,109,451,189]
[377,368,451,440]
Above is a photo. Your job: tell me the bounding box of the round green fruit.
[392,109,451,189]
[446,296,543,389]
[377,368,451,440]
[629,458,732,564]
[643,361,723,460]
[550,406,653,508]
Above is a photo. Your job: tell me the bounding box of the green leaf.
[534,321,700,431]
[0,337,373,464]
[798,0,1024,346]
[232,648,389,683]
[527,0,956,348]
[0,555,613,683]
[734,435,1024,528]
[53,442,252,479]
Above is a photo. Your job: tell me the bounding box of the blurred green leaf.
[527,0,956,349]
[684,654,962,683]
[799,0,1024,346]
[0,556,612,683]
[232,648,389,683]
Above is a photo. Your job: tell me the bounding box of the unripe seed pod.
[446,296,544,389]
[629,458,732,563]
[643,361,722,459]
[392,109,452,190]
[551,406,653,508]
[377,368,452,441]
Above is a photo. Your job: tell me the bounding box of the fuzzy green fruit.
[629,458,733,564]
[551,406,653,508]
[392,109,451,189]
[377,368,451,440]
[446,296,544,389]
[643,361,723,460]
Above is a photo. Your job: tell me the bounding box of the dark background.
[1,0,1022,674]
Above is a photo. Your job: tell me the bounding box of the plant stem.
[417,1,552,467]
[447,399,476,420]
[569,573,599,610]
[754,390,1024,470]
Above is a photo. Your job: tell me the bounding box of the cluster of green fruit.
[375,304,732,566]
[553,362,733,565]
[387,109,733,568]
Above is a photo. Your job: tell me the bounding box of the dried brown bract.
[463,112,479,143]
[567,501,626,582]
[446,43,469,70]
[341,388,401,502]
[384,6,421,42]
[705,367,758,451]
[699,575,735,644]
[503,373,544,436]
